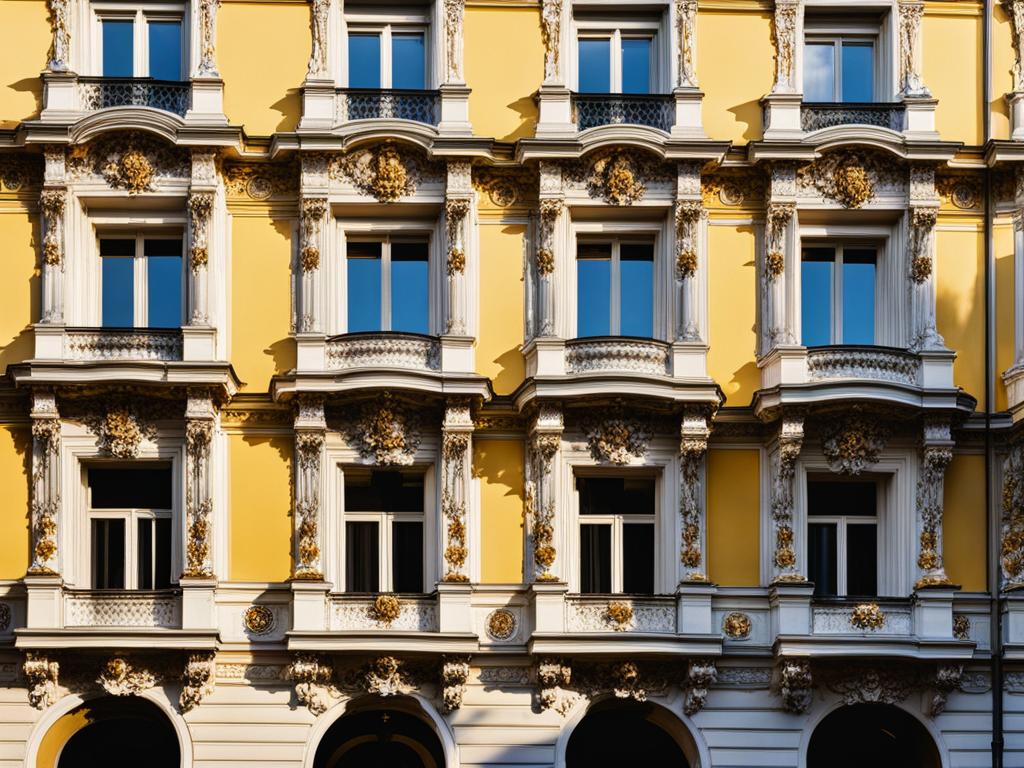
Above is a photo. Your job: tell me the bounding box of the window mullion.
[612,516,623,593]
[612,30,621,93]
[837,517,847,596]
[382,511,392,592]
[136,10,147,77]
[135,236,147,328]
[382,25,392,89]
[834,39,842,101]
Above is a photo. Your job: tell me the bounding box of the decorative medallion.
[723,612,752,639]
[581,408,650,465]
[243,605,275,635]
[369,594,402,626]
[486,609,517,641]
[797,151,902,209]
[588,151,645,205]
[342,393,421,466]
[223,161,298,199]
[953,613,970,641]
[850,602,886,631]
[821,415,888,476]
[97,656,157,696]
[67,132,189,190]
[604,601,633,631]
[332,143,442,203]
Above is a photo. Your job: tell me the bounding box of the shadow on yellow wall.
[473,439,524,584]
[0,426,31,579]
[230,433,293,582]
[0,214,40,374]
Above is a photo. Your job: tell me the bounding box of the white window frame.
[91,2,188,79]
[806,479,881,596]
[572,16,663,94]
[800,241,879,345]
[803,34,876,102]
[341,468,426,593]
[802,11,893,102]
[343,234,431,333]
[88,500,173,590]
[576,473,658,594]
[342,9,431,89]
[97,229,185,328]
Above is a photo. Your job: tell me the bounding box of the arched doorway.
[47,696,180,768]
[312,698,446,768]
[566,699,695,768]
[807,703,941,768]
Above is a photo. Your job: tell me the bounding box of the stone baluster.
[527,404,563,582]
[293,395,326,580]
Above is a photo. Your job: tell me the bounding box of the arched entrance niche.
[565,698,700,768]
[311,696,447,768]
[807,703,942,768]
[37,695,181,768]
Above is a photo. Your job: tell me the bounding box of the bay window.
[801,244,876,347]
[100,235,184,329]
[576,240,654,338]
[346,238,430,334]
[807,479,879,598]
[577,476,656,595]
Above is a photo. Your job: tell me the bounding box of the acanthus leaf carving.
[341,393,421,467]
[196,0,222,76]
[776,658,812,713]
[441,656,471,713]
[821,415,889,476]
[180,652,216,712]
[24,653,61,710]
[332,143,442,203]
[581,407,650,465]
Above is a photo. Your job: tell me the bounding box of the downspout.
[983,1,1004,766]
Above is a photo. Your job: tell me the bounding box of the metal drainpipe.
[983,1,1004,765]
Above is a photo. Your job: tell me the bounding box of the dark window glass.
[622,523,654,594]
[345,470,424,512]
[102,19,134,77]
[801,247,833,347]
[145,239,183,329]
[578,476,655,516]
[620,38,651,94]
[89,466,173,509]
[579,523,611,593]
[348,33,381,88]
[392,34,425,89]
[92,518,126,589]
[391,242,429,334]
[841,42,874,103]
[577,244,611,337]
[808,521,837,597]
[102,254,135,328]
[392,521,423,593]
[619,243,654,338]
[846,523,878,597]
[578,38,611,93]
[137,517,153,589]
[842,249,876,345]
[807,481,877,517]
[347,242,382,332]
[137,517,172,590]
[345,520,379,592]
[148,20,182,80]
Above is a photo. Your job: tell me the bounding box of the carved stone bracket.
[441,656,470,713]
[776,658,812,713]
[180,652,216,711]
[538,658,576,715]
[683,660,717,715]
[1001,442,1024,590]
[293,395,326,580]
[528,404,563,582]
[675,0,698,88]
[679,408,711,582]
[898,1,929,97]
[915,418,954,590]
[442,400,472,582]
[196,0,222,77]
[29,392,61,575]
[771,0,801,94]
[287,653,339,715]
[581,406,650,465]
[770,413,805,583]
[97,656,160,697]
[25,653,60,709]
[287,654,439,715]
[183,391,216,578]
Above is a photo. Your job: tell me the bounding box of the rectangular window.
[344,468,425,593]
[346,238,429,334]
[800,245,876,346]
[807,479,878,597]
[620,38,651,94]
[102,19,134,77]
[804,36,875,102]
[99,12,184,80]
[577,476,656,594]
[88,465,173,590]
[347,25,427,89]
[577,28,654,94]
[148,20,183,80]
[100,235,183,329]
[578,38,611,93]
[576,240,654,338]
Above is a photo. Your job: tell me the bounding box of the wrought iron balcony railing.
[572,92,674,132]
[77,77,190,117]
[800,102,906,132]
[336,88,440,126]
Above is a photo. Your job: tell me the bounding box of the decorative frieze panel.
[332,596,438,632]
[224,161,299,200]
[565,598,675,634]
[540,0,564,83]
[675,0,698,88]
[67,133,190,192]
[196,0,221,76]
[564,338,669,376]
[444,0,466,83]
[679,407,711,582]
[29,392,60,575]
[563,149,675,205]
[811,604,912,635]
[63,329,183,361]
[795,151,904,208]
[64,592,181,628]
[807,347,920,386]
[776,658,812,713]
[326,333,441,371]
[330,143,444,203]
[527,404,563,582]
[770,413,804,583]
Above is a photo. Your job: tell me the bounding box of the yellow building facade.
[0,0,1021,765]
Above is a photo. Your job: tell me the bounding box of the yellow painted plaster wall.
[936,225,985,410]
[477,222,525,395]
[698,7,773,144]
[0,0,47,126]
[924,7,982,145]
[0,426,30,579]
[707,447,760,586]
[36,706,91,768]
[708,223,759,407]
[218,1,307,136]
[230,212,295,392]
[996,221,1015,412]
[0,208,39,374]
[992,2,1015,141]
[229,433,293,581]
[943,453,986,592]
[473,438,523,583]
[465,6,542,142]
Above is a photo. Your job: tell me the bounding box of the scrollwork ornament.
[821,416,889,476]
[39,189,66,267]
[445,197,471,276]
[582,408,650,465]
[723,612,752,639]
[98,657,157,697]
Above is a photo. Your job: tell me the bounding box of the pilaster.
[39,146,67,328]
[29,390,61,577]
[907,165,944,353]
[444,161,472,339]
[293,394,327,581]
[762,164,798,354]
[536,162,564,339]
[441,399,473,584]
[674,162,706,375]
[527,403,563,583]
[769,411,805,584]
[914,416,955,590]
[679,406,711,583]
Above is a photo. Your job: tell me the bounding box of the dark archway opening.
[807,703,941,768]
[566,700,693,768]
[312,701,446,768]
[57,696,180,768]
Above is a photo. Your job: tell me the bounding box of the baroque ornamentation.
[46,0,71,71]
[723,612,752,639]
[444,0,465,82]
[288,654,339,715]
[473,165,537,208]
[441,656,470,713]
[581,408,650,465]
[1007,0,1024,91]
[675,200,703,279]
[585,151,646,205]
[765,202,795,281]
[679,408,711,580]
[536,198,562,276]
[675,0,698,87]
[799,153,876,208]
[898,1,929,96]
[909,206,938,283]
[821,415,888,475]
[224,161,298,199]
[564,339,669,376]
[187,192,214,272]
[771,415,804,582]
[24,653,60,710]
[850,602,886,631]
[486,609,517,641]
[540,0,563,82]
[683,660,717,715]
[1001,443,1024,589]
[332,143,442,203]
[243,605,275,635]
[807,347,920,386]
[67,133,190,190]
[953,613,971,640]
[369,594,402,626]
[771,0,799,93]
[30,401,61,575]
[819,662,919,706]
[538,659,576,716]
[916,443,954,589]
[445,197,471,276]
[294,427,324,580]
[180,653,216,712]
[196,0,221,76]
[931,664,963,717]
[327,334,440,371]
[307,0,331,78]
[83,403,159,459]
[39,189,65,266]
[441,411,471,582]
[97,657,158,697]
[528,406,563,581]
[183,414,214,577]
[364,656,416,697]
[342,393,421,466]
[300,197,328,271]
[604,601,633,631]
[777,658,812,713]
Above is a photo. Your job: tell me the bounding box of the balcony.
[806,345,919,386]
[77,77,190,117]
[572,93,674,133]
[61,327,184,362]
[336,88,440,126]
[564,337,670,376]
[325,332,441,372]
[64,589,181,630]
[800,102,905,133]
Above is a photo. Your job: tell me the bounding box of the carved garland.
[587,152,646,206]
[529,432,560,581]
[581,409,650,465]
[294,430,325,579]
[300,197,328,272]
[183,418,214,578]
[821,416,889,476]
[536,198,562,276]
[39,189,66,266]
[675,0,698,88]
[342,394,421,466]
[675,200,703,279]
[679,410,710,581]
[765,202,795,280]
[771,417,804,582]
[187,192,214,272]
[909,206,938,283]
[445,198,470,276]
[30,415,61,574]
[540,0,563,82]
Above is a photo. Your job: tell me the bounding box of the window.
[801,245,876,347]
[576,240,654,338]
[88,466,173,590]
[347,25,426,89]
[577,31,653,94]
[346,238,429,334]
[804,35,875,102]
[807,479,878,597]
[577,476,655,594]
[100,235,183,328]
[343,469,424,593]
[99,10,184,80]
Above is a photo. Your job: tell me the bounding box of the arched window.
[807,703,941,768]
[312,700,446,768]
[566,699,698,767]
